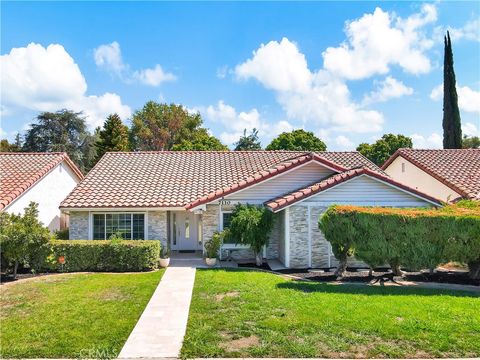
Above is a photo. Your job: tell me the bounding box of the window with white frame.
[92,213,145,240]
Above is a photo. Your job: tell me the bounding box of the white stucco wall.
[5,162,80,231]
[384,156,460,203]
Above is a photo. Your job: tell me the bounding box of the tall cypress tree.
[442,31,462,149]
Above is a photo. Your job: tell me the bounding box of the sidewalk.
[118,265,196,359]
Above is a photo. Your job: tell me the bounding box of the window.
[185,218,190,239]
[92,213,145,240]
[222,212,235,244]
[222,212,233,229]
[172,213,177,245]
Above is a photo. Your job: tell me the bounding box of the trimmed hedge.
[47,240,160,272]
[319,202,480,278]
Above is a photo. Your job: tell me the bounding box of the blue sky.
[1,1,479,150]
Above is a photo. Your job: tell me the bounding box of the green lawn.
[182,269,480,359]
[0,270,164,359]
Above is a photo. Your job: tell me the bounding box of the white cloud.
[464,122,480,137]
[235,38,312,93]
[216,65,228,79]
[235,38,384,134]
[447,19,480,42]
[93,41,175,86]
[430,84,480,113]
[203,101,293,147]
[93,41,125,75]
[335,135,355,150]
[133,65,176,86]
[411,132,442,149]
[323,4,436,80]
[1,43,131,129]
[362,76,413,105]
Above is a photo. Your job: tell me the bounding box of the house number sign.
[219,200,231,205]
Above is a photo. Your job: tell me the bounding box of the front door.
[172,211,198,250]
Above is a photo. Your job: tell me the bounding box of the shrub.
[54,228,69,240]
[0,202,51,278]
[320,204,480,279]
[46,240,160,272]
[227,204,274,266]
[204,231,223,258]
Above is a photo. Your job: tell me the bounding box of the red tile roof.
[60,151,384,209]
[265,167,442,212]
[382,149,480,200]
[0,152,84,211]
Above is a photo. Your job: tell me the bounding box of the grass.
[0,270,164,358]
[182,269,480,359]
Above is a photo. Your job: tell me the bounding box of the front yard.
[0,271,164,358]
[182,269,480,359]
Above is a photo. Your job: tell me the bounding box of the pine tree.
[442,31,462,149]
[234,129,262,151]
[95,114,130,163]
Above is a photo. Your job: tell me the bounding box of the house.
[382,149,480,203]
[60,151,441,268]
[0,152,84,231]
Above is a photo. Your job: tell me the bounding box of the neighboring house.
[0,152,84,231]
[60,151,440,268]
[382,149,480,203]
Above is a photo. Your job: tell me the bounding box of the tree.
[22,110,92,173]
[442,31,462,149]
[357,134,412,166]
[0,202,50,279]
[227,204,274,266]
[172,129,228,151]
[266,129,327,151]
[234,128,262,151]
[95,114,130,162]
[130,102,206,151]
[463,135,480,149]
[0,138,21,152]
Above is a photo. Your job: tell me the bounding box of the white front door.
[172,211,198,250]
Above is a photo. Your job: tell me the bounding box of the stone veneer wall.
[278,210,286,264]
[203,203,281,262]
[310,206,331,268]
[148,211,168,246]
[288,206,309,268]
[69,211,89,239]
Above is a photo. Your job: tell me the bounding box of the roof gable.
[60,151,384,209]
[382,149,480,200]
[0,152,83,211]
[265,168,442,212]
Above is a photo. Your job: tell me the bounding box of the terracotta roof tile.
[60,151,384,209]
[382,149,480,200]
[0,152,83,211]
[265,167,443,212]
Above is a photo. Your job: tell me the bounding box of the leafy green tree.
[443,31,462,149]
[0,202,50,278]
[0,139,21,152]
[172,129,228,151]
[22,110,92,173]
[226,204,274,266]
[130,102,206,150]
[234,128,262,151]
[266,129,327,151]
[95,114,130,162]
[463,135,480,149]
[357,133,413,166]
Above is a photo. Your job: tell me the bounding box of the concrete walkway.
[118,265,196,359]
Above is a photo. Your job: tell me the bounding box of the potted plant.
[159,246,170,268]
[204,232,222,266]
